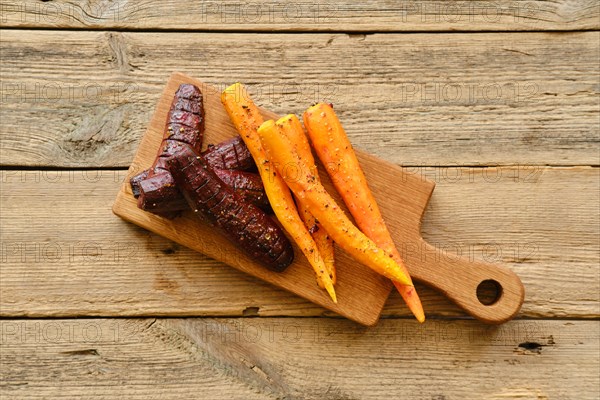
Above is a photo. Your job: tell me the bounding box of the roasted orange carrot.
[303,103,424,322]
[257,121,413,287]
[276,114,336,287]
[221,84,336,303]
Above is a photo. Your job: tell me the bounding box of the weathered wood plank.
[1,0,598,31]
[1,318,598,399]
[1,167,598,318]
[1,30,598,167]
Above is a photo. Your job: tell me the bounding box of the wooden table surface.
[1,2,599,399]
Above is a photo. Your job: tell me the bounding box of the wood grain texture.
[1,0,598,31]
[1,167,598,319]
[1,4,597,398]
[1,30,598,168]
[113,74,428,326]
[113,73,524,324]
[1,318,598,399]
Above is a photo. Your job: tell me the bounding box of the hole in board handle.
[476,279,503,305]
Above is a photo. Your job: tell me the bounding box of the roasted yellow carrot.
[276,114,336,287]
[303,103,424,322]
[257,121,413,287]
[221,84,336,303]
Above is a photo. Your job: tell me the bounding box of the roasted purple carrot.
[130,169,150,198]
[137,169,270,214]
[213,169,270,212]
[132,133,259,217]
[202,136,256,171]
[150,84,205,176]
[167,145,294,271]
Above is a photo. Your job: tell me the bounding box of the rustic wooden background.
[1,1,599,399]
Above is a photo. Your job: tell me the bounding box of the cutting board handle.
[410,238,525,324]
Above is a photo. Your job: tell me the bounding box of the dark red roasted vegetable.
[131,136,256,201]
[150,83,204,176]
[167,145,293,272]
[130,169,150,198]
[137,172,187,214]
[213,169,270,211]
[137,169,271,213]
[202,136,256,171]
[132,83,203,218]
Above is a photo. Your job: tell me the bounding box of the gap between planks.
[2,27,599,34]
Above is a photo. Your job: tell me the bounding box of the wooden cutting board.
[113,72,524,326]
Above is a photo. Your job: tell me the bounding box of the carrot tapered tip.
[326,285,338,304]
